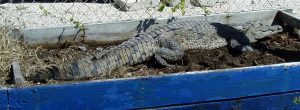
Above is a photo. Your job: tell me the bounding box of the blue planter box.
[2,62,300,109]
[2,9,300,109]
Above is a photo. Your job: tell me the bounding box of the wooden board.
[0,88,8,110]
[277,10,300,37]
[277,10,300,29]
[7,62,300,109]
[155,91,300,109]
[11,9,292,48]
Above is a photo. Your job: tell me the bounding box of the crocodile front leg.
[155,37,184,67]
[229,39,254,52]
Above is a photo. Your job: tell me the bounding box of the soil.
[4,32,300,85]
[94,32,300,80]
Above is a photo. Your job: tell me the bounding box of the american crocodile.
[27,21,283,82]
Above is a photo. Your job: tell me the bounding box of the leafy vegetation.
[39,5,50,16]
[294,96,300,104]
[158,0,211,15]
[70,17,86,34]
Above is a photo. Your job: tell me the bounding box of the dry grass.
[0,26,106,84]
[0,27,49,84]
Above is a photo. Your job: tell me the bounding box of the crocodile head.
[234,22,283,41]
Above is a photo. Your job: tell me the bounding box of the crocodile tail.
[61,34,156,80]
[26,34,156,82]
[26,52,128,82]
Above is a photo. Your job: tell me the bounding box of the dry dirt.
[3,31,300,85]
[103,32,298,80]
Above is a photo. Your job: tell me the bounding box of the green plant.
[158,0,186,15]
[294,96,300,104]
[69,17,86,39]
[39,5,50,16]
[171,0,186,15]
[158,0,212,15]
[158,1,167,12]
[201,6,211,15]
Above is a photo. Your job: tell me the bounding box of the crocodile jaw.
[249,24,283,39]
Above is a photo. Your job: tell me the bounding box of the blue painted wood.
[156,91,300,110]
[0,88,8,110]
[6,62,300,109]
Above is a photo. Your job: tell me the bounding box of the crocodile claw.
[241,45,255,52]
[155,55,176,68]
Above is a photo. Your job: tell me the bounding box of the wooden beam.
[154,91,300,109]
[295,28,300,37]
[278,10,300,29]
[11,58,25,85]
[277,10,300,37]
[0,88,8,110]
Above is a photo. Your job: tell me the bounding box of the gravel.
[0,0,299,29]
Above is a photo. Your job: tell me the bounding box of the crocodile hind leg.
[155,37,184,67]
[229,39,254,52]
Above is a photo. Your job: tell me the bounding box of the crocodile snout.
[260,25,283,32]
[271,25,283,32]
[250,24,283,40]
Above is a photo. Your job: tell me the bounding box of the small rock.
[0,6,6,9]
[158,72,164,75]
[113,0,160,11]
[273,41,281,47]
[253,60,259,66]
[191,0,218,7]
[96,47,103,51]
[78,46,87,51]
[55,53,63,59]
[127,67,136,72]
[251,0,255,4]
[241,9,250,12]
[126,73,132,77]
[279,35,288,40]
[235,26,244,30]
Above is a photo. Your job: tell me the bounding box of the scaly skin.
[27,21,283,81]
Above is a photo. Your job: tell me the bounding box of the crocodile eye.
[235,26,244,30]
[254,23,263,28]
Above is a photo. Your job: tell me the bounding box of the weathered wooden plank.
[7,62,300,109]
[277,10,300,38]
[278,10,300,29]
[12,9,292,48]
[155,91,300,110]
[295,28,300,38]
[11,58,25,85]
[0,88,8,110]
